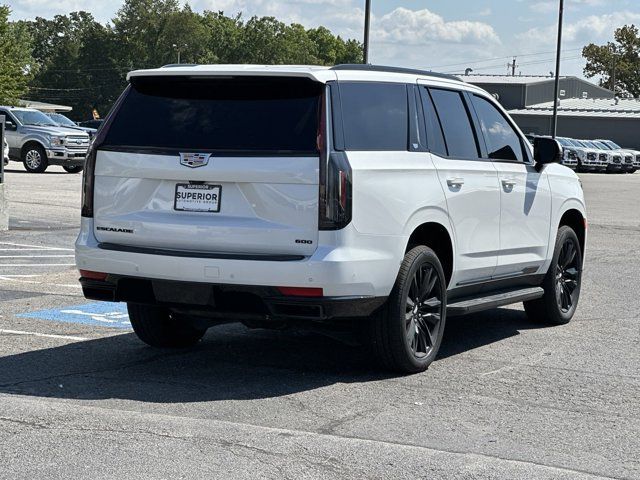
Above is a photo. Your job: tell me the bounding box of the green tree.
[583,25,640,96]
[112,0,181,69]
[20,1,363,118]
[0,5,33,105]
[24,12,122,120]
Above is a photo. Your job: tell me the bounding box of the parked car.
[590,140,623,173]
[596,139,639,173]
[567,139,606,172]
[46,113,98,138]
[0,106,89,173]
[76,64,586,373]
[3,137,8,166]
[579,140,612,173]
[553,137,578,169]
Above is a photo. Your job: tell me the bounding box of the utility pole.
[172,43,187,64]
[611,54,617,95]
[363,0,371,64]
[551,0,564,139]
[509,57,518,76]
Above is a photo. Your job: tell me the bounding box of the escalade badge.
[180,152,211,168]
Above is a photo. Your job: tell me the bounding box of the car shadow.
[3,168,74,175]
[0,308,545,403]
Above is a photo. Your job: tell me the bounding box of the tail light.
[319,152,352,230]
[318,88,352,230]
[81,86,131,218]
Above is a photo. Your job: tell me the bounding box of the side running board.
[447,287,544,316]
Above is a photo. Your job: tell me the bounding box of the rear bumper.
[80,276,386,321]
[76,218,405,299]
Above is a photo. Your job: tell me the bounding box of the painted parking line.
[0,329,88,342]
[17,302,131,329]
[0,241,74,251]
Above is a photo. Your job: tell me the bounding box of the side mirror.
[4,120,16,131]
[533,137,561,165]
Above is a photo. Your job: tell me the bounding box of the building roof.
[463,74,565,85]
[18,99,72,112]
[509,97,640,118]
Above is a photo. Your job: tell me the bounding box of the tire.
[367,246,447,373]
[127,303,206,348]
[524,225,582,325]
[22,144,49,173]
[63,165,83,173]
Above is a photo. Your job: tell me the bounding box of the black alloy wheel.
[368,246,447,373]
[555,237,580,313]
[404,263,444,358]
[524,225,582,325]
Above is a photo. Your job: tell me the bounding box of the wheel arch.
[405,222,454,286]
[558,208,586,259]
[21,140,46,159]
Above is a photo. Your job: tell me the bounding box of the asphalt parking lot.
[0,165,638,479]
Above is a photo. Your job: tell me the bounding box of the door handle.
[501,179,517,188]
[446,178,464,188]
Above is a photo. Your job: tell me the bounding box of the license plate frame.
[174,183,221,213]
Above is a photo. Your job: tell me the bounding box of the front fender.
[17,129,51,152]
[541,164,587,273]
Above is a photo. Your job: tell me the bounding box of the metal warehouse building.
[464,74,613,110]
[508,98,640,150]
[463,74,640,150]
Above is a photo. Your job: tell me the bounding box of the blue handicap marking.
[17,302,131,329]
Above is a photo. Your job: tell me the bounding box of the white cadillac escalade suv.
[76,64,587,373]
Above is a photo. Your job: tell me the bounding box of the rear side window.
[471,95,524,162]
[419,88,447,157]
[339,82,408,151]
[429,88,479,159]
[102,76,322,154]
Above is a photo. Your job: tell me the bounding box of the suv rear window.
[102,76,323,154]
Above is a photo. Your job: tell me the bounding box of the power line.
[427,47,582,70]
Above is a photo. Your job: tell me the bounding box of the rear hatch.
[93,75,323,257]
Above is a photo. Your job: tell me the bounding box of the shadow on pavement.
[3,168,76,175]
[0,308,546,403]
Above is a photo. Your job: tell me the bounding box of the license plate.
[174,184,221,212]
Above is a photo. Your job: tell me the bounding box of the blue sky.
[8,0,640,78]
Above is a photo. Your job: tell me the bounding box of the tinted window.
[471,95,524,162]
[420,88,447,157]
[429,89,478,159]
[103,76,322,153]
[339,82,408,151]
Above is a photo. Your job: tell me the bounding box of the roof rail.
[161,64,198,68]
[331,64,461,82]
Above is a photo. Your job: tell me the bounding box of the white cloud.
[374,7,501,46]
[518,10,640,46]
[7,0,116,23]
[529,0,606,14]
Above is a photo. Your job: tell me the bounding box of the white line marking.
[0,264,76,267]
[0,242,74,251]
[0,329,88,341]
[0,274,40,278]
[0,255,75,258]
[0,276,82,288]
[0,248,72,251]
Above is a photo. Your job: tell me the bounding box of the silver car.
[0,106,90,173]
